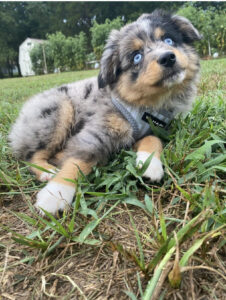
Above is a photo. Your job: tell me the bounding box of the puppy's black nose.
[158,52,176,67]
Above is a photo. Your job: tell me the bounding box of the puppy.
[9,10,201,215]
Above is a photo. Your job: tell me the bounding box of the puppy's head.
[98,10,201,107]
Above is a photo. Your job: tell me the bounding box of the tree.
[177,4,226,56]
[212,11,226,54]
[0,2,25,77]
[30,42,55,75]
[30,32,88,74]
[90,17,123,60]
[65,32,88,70]
[0,1,225,78]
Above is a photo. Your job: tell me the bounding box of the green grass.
[0,61,225,299]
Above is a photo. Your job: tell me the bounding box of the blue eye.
[164,38,174,46]
[134,53,142,64]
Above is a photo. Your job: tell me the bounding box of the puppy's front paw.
[136,151,164,182]
[35,181,75,215]
[39,169,58,182]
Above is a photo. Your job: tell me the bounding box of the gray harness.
[112,97,175,140]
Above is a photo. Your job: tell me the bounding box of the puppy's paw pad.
[136,151,164,182]
[35,181,75,215]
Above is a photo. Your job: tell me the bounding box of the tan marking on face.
[174,46,199,80]
[138,60,163,86]
[52,157,95,187]
[47,98,75,152]
[116,43,199,107]
[30,149,55,180]
[154,27,165,40]
[105,113,132,136]
[134,136,163,158]
[173,48,189,69]
[183,46,199,80]
[117,61,168,106]
[132,38,144,50]
[185,67,199,80]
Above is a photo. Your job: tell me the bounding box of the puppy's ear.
[172,15,202,43]
[98,29,121,89]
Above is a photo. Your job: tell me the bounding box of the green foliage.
[65,32,88,70]
[30,42,55,75]
[47,31,68,72]
[0,2,20,77]
[29,4,226,75]
[163,95,225,184]
[177,3,226,56]
[0,2,225,78]
[30,32,88,74]
[90,17,123,59]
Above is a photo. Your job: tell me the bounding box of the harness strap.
[111,97,140,140]
[111,97,175,140]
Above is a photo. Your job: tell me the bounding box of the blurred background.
[0,1,225,78]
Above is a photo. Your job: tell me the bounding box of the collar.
[111,97,175,140]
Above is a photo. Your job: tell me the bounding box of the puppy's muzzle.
[158,52,176,68]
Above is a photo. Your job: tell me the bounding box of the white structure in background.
[19,38,45,76]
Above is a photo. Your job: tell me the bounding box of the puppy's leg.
[134,135,164,182]
[35,157,95,215]
[30,150,58,182]
[48,150,65,167]
[54,151,64,163]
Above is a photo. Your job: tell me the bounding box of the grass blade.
[146,209,211,273]
[128,209,145,271]
[180,224,225,267]
[38,209,70,238]
[68,191,81,233]
[143,246,175,300]
[147,117,170,141]
[144,194,154,214]
[0,224,48,250]
[124,291,138,300]
[77,200,120,243]
[184,140,224,161]
[23,161,56,174]
[137,152,154,176]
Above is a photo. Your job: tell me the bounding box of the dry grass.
[1,193,225,299]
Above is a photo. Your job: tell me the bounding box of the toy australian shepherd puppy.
[9,10,201,215]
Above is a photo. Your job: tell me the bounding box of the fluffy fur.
[9,10,201,214]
